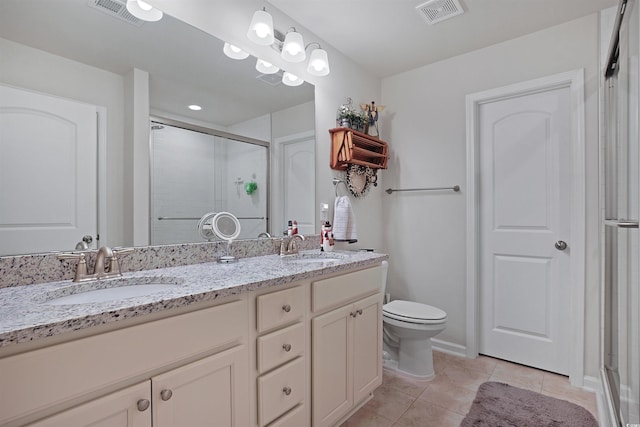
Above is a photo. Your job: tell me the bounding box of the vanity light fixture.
[247,8,275,46]
[256,58,279,74]
[306,43,330,76]
[188,105,202,111]
[282,71,304,87]
[244,10,330,78]
[223,42,250,60]
[281,28,305,63]
[125,0,163,22]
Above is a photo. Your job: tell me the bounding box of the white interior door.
[478,86,571,374]
[0,84,97,255]
[282,136,315,235]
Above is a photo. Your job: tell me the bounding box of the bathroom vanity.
[0,250,387,427]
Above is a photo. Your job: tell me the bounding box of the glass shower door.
[603,1,640,425]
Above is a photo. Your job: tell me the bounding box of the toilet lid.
[383,300,447,323]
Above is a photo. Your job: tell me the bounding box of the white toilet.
[382,300,447,379]
[380,262,447,379]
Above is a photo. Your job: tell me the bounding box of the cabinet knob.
[160,389,173,401]
[350,311,357,317]
[356,309,363,316]
[282,343,292,352]
[137,399,150,412]
[282,304,292,313]
[283,386,292,396]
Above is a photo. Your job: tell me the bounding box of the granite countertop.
[0,250,387,349]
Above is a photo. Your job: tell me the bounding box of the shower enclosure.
[603,1,640,425]
[149,120,269,245]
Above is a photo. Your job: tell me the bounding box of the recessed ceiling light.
[188,105,202,111]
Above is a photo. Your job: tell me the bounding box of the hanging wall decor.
[345,164,378,198]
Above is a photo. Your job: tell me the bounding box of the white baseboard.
[432,338,467,358]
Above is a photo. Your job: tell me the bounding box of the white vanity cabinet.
[28,344,248,427]
[1,298,250,427]
[310,267,384,427]
[0,259,386,427]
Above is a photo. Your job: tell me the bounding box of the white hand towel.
[333,196,358,242]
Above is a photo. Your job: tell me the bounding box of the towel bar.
[158,216,265,220]
[385,185,460,194]
[332,178,349,197]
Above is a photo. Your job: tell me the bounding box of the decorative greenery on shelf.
[337,104,367,133]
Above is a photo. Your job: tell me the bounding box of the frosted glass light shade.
[126,0,163,22]
[282,71,304,87]
[223,43,249,60]
[256,59,279,74]
[307,48,330,76]
[281,31,305,62]
[247,10,274,46]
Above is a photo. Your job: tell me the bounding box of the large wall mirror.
[0,0,315,256]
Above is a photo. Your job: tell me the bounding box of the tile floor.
[342,351,599,427]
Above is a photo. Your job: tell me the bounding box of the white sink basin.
[287,258,340,264]
[42,277,184,305]
[282,253,345,265]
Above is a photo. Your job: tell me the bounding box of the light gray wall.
[0,37,126,248]
[380,14,601,377]
[272,101,315,140]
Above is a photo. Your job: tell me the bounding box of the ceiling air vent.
[256,70,284,87]
[87,0,144,27]
[415,0,464,25]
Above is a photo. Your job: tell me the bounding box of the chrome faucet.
[280,234,305,256]
[58,246,133,282]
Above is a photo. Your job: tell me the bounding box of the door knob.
[555,240,568,251]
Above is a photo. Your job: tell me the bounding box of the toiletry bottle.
[292,220,298,235]
[287,220,292,236]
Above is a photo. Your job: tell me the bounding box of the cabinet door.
[28,382,151,427]
[353,293,383,404]
[152,345,249,427]
[312,304,354,427]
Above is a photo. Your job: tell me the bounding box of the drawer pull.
[356,309,363,316]
[282,304,292,313]
[137,399,150,412]
[282,343,292,352]
[283,386,292,396]
[160,389,173,401]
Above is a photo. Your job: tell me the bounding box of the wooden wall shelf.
[329,128,388,171]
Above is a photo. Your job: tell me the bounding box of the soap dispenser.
[321,221,334,252]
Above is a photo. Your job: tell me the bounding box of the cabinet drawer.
[267,404,306,427]
[257,323,304,374]
[312,266,382,312]
[257,286,304,333]
[257,357,305,426]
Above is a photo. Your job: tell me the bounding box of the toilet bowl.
[382,300,447,379]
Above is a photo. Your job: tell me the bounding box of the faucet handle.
[109,247,134,275]
[57,252,89,282]
[112,247,134,256]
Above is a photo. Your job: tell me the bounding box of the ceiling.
[268,0,619,78]
[0,0,313,127]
